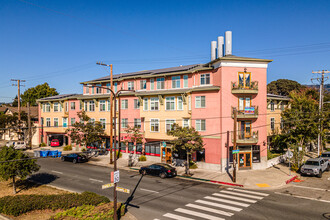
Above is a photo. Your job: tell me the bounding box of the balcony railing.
[232,130,258,144]
[231,81,258,94]
[232,106,259,119]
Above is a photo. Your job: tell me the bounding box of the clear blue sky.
[1,0,329,103]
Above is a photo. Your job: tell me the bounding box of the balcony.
[231,81,258,94]
[232,106,258,119]
[232,130,258,144]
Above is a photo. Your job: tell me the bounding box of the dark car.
[61,153,88,164]
[139,163,177,178]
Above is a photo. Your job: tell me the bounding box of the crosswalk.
[158,188,269,220]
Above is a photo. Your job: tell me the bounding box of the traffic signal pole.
[233,108,237,183]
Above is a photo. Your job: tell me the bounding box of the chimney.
[211,41,217,61]
[225,31,232,56]
[217,36,224,58]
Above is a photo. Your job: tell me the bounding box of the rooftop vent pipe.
[225,31,232,56]
[211,41,217,61]
[217,36,224,58]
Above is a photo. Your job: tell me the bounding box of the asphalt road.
[34,158,330,220]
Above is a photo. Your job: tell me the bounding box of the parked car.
[6,141,15,147]
[300,158,329,178]
[61,153,88,163]
[320,152,330,162]
[50,139,60,147]
[6,141,27,150]
[139,163,177,178]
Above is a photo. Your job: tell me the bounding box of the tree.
[0,146,40,194]
[167,124,204,175]
[12,95,18,107]
[123,125,143,148]
[21,83,58,106]
[267,79,305,96]
[66,111,105,148]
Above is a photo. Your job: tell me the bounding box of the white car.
[6,141,27,150]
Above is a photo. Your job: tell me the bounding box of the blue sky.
[1,0,329,103]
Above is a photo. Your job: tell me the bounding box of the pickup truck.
[300,158,329,178]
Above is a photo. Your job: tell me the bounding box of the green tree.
[66,111,105,148]
[0,146,40,194]
[167,124,204,175]
[21,83,58,106]
[12,95,18,107]
[267,79,305,96]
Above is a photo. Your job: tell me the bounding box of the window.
[107,100,111,111]
[89,101,95,112]
[54,118,59,127]
[134,118,141,129]
[116,100,118,111]
[145,143,160,156]
[70,118,75,125]
[89,118,95,124]
[200,74,210,85]
[143,98,148,111]
[150,119,159,132]
[46,118,51,127]
[134,99,140,109]
[271,118,275,131]
[183,119,189,128]
[150,97,159,111]
[177,96,183,110]
[238,97,251,111]
[96,84,102,94]
[165,119,175,132]
[99,100,106,112]
[157,78,165,90]
[172,76,180,88]
[252,145,260,163]
[121,99,128,109]
[63,118,68,128]
[280,118,284,130]
[79,101,82,110]
[85,86,89,94]
[53,103,59,112]
[121,118,128,128]
[65,102,68,112]
[240,121,251,137]
[196,119,206,131]
[165,97,175,110]
[84,101,88,111]
[100,118,106,129]
[45,103,51,112]
[195,96,206,108]
[150,78,154,90]
[183,75,188,88]
[92,86,94,94]
[106,83,110,93]
[188,96,191,111]
[70,102,75,110]
[128,81,134,90]
[238,72,251,88]
[140,80,146,90]
[270,101,275,111]
[42,104,45,112]
[114,82,118,93]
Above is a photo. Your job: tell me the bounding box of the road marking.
[274,192,330,203]
[51,170,63,174]
[195,199,242,212]
[89,178,103,183]
[140,188,159,193]
[221,190,263,199]
[186,203,233,217]
[291,185,328,191]
[175,208,225,220]
[163,213,195,220]
[212,193,257,203]
[204,196,250,207]
[227,188,269,196]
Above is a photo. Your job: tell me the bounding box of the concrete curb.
[0,214,11,220]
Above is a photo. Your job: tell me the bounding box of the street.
[34,158,330,220]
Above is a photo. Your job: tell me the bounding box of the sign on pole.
[102,183,114,189]
[111,170,120,183]
[116,187,130,193]
[162,141,166,147]
[232,150,240,154]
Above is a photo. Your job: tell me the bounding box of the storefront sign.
[232,150,240,154]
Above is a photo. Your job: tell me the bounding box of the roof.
[0,106,7,113]
[37,94,78,102]
[5,106,39,118]
[267,93,290,101]
[208,55,273,65]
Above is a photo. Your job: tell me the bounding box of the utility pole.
[11,79,25,140]
[27,102,32,150]
[311,70,329,155]
[233,108,237,183]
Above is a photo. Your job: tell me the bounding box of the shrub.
[138,155,147,161]
[189,160,198,169]
[81,148,86,152]
[117,151,122,158]
[40,142,47,147]
[0,191,109,217]
[63,145,72,151]
[267,149,281,160]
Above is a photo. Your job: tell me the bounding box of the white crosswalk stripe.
[212,193,257,203]
[185,203,234,217]
[220,190,264,199]
[175,208,225,220]
[195,199,242,212]
[204,196,250,207]
[227,188,269,196]
[163,213,195,220]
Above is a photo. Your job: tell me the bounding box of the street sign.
[232,150,240,154]
[116,187,130,194]
[162,141,166,147]
[286,150,293,159]
[102,183,114,189]
[111,171,120,183]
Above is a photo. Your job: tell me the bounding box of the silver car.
[320,152,330,163]
[300,158,329,178]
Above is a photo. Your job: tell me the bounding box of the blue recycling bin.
[49,150,58,157]
[57,151,62,157]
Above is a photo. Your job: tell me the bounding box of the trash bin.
[57,151,62,157]
[40,150,49,157]
[34,150,40,158]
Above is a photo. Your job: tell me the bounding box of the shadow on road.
[124,174,144,213]
[27,172,59,185]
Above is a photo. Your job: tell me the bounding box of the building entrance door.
[238,152,252,168]
[161,147,172,164]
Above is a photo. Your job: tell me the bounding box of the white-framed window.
[79,101,82,110]
[100,118,106,129]
[150,78,154,90]
[143,98,148,111]
[70,118,75,125]
[65,102,68,112]
[89,101,95,112]
[92,86,95,94]
[140,80,146,90]
[150,97,159,111]
[121,99,128,109]
[96,84,102,94]
[238,97,251,111]
[165,97,175,110]
[183,119,190,128]
[280,118,284,130]
[89,118,95,124]
[70,102,75,110]
[188,96,191,111]
[157,78,165,90]
[177,96,183,110]
[172,76,180,88]
[200,73,210,85]
[106,83,110,93]
[271,118,275,130]
[62,118,68,128]
[196,119,206,131]
[84,101,88,111]
[107,100,111,111]
[183,75,188,88]
[42,104,45,112]
[46,118,51,127]
[54,118,59,127]
[45,103,51,112]
[114,82,118,93]
[53,102,59,112]
[270,101,275,111]
[128,81,134,90]
[85,86,89,94]
[195,96,206,108]
[134,99,140,109]
[134,118,141,129]
[150,119,159,132]
[165,119,175,132]
[99,100,106,112]
[121,118,128,128]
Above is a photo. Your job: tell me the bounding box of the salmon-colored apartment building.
[38,32,272,171]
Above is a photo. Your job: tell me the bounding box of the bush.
[267,149,281,160]
[81,148,86,152]
[138,155,147,161]
[0,191,109,217]
[117,151,122,158]
[63,145,72,151]
[189,160,198,169]
[40,142,47,147]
